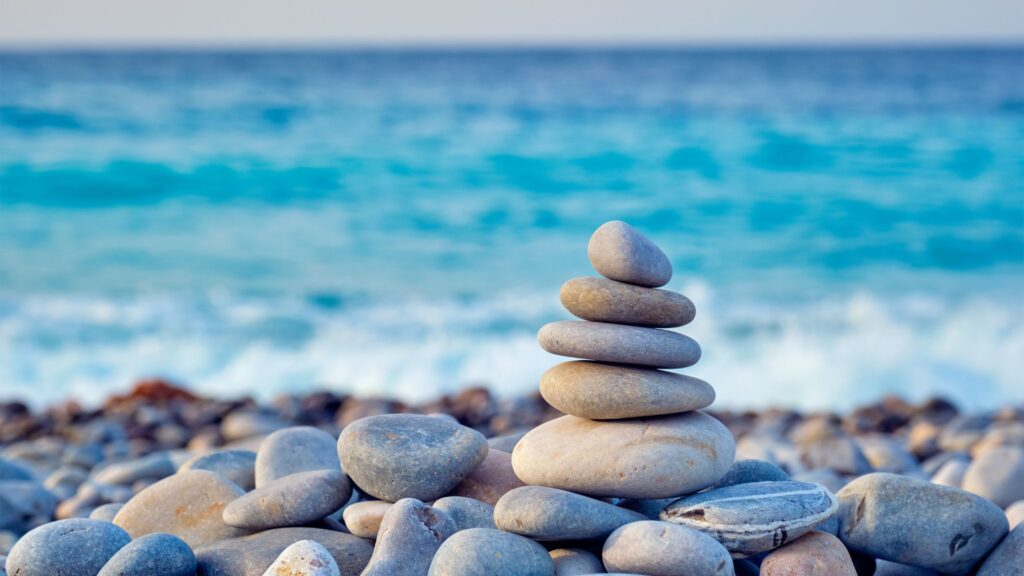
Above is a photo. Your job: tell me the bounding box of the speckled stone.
[338,414,488,502]
[538,321,700,369]
[962,446,1024,508]
[661,481,838,557]
[362,498,457,576]
[427,528,553,576]
[588,221,672,288]
[433,497,496,531]
[713,460,790,489]
[512,412,734,499]
[5,518,132,576]
[223,469,351,530]
[602,520,733,576]
[261,540,340,576]
[341,500,392,539]
[180,449,257,491]
[495,486,645,541]
[539,361,714,420]
[114,469,249,548]
[976,523,1024,576]
[560,277,694,328]
[256,427,341,488]
[195,527,373,576]
[759,531,856,576]
[448,449,525,506]
[836,473,1009,575]
[97,533,196,576]
[548,549,603,576]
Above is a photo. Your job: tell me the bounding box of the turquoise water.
[1,48,1022,409]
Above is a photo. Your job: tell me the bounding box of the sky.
[1,0,1023,47]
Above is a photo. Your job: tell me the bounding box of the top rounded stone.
[588,221,672,287]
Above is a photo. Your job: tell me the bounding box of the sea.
[1,47,1022,410]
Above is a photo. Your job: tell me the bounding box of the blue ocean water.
[1,48,1022,409]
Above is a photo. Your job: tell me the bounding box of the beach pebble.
[5,518,131,576]
[662,480,838,557]
[930,458,969,488]
[97,532,196,576]
[836,472,1009,575]
[602,520,733,576]
[713,459,790,489]
[0,458,34,481]
[856,436,919,474]
[540,361,713,419]
[221,411,289,442]
[362,498,456,576]
[180,449,257,491]
[588,220,672,288]
[538,321,700,369]
[873,560,942,575]
[549,549,603,576]
[338,414,488,502]
[560,276,694,328]
[792,469,847,494]
[261,539,340,576]
[487,432,528,454]
[495,486,644,541]
[616,497,677,519]
[195,527,373,576]
[1006,499,1024,529]
[89,503,125,522]
[433,496,496,531]
[798,435,872,475]
[961,446,1024,508]
[427,528,553,576]
[448,448,525,505]
[512,412,734,499]
[223,469,351,530]
[114,469,248,548]
[44,466,88,500]
[976,523,1024,576]
[94,452,176,486]
[256,426,340,487]
[759,531,856,576]
[341,500,392,539]
[0,481,57,519]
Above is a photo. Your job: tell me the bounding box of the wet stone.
[494,486,645,541]
[255,426,341,488]
[97,532,196,576]
[602,520,734,576]
[223,469,351,530]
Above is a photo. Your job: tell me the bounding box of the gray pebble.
[713,460,790,489]
[0,481,57,519]
[89,503,125,522]
[255,426,340,488]
[5,518,131,576]
[427,528,553,576]
[221,411,289,442]
[495,486,645,541]
[603,520,734,576]
[976,523,1024,576]
[588,220,672,288]
[222,469,351,530]
[549,549,603,576]
[362,498,456,576]
[195,527,373,576]
[538,321,700,369]
[1006,499,1024,529]
[798,436,872,476]
[180,449,257,491]
[962,446,1024,508]
[261,540,340,576]
[0,458,34,482]
[930,458,969,488]
[97,532,196,576]
[433,496,496,531]
[560,276,693,328]
[341,500,392,539]
[94,453,176,486]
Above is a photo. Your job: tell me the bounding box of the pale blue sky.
[1,0,1022,46]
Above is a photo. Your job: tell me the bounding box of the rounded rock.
[341,500,392,539]
[713,460,790,489]
[538,321,700,369]
[759,530,857,576]
[433,496,496,531]
[179,449,257,491]
[362,498,457,576]
[1006,499,1024,529]
[223,469,352,530]
[976,523,1024,576]
[256,426,341,488]
[89,503,125,522]
[495,486,645,541]
[549,549,603,576]
[560,277,694,328]
[97,533,196,576]
[961,446,1024,508]
[5,518,132,576]
[602,520,734,576]
[261,540,340,576]
[588,221,672,288]
[427,528,553,576]
[196,527,372,576]
[448,448,525,505]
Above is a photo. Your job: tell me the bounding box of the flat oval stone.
[759,530,856,576]
[549,548,603,576]
[560,277,694,328]
[602,520,733,576]
[976,523,1023,576]
[495,486,645,541]
[448,448,525,505]
[427,528,553,576]
[113,469,249,548]
[180,449,257,491]
[195,527,373,576]
[5,518,131,576]
[338,414,488,502]
[540,361,714,420]
[713,460,790,489]
[512,412,734,499]
[661,480,838,557]
[538,321,700,369]
[433,496,496,531]
[362,498,456,576]
[256,426,341,488]
[588,221,672,288]
[261,540,339,576]
[341,500,392,539]
[836,472,1009,575]
[962,446,1024,508]
[97,533,196,576]
[223,469,352,530]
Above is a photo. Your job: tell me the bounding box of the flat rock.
[362,498,456,576]
[602,520,733,576]
[433,496,496,531]
[338,414,488,502]
[538,321,700,369]
[114,469,249,548]
[540,361,714,419]
[976,523,1024,576]
[588,221,672,288]
[256,427,341,488]
[512,412,734,499]
[261,540,339,576]
[962,446,1024,508]
[180,449,257,491]
[836,472,1008,575]
[341,501,392,539]
[5,518,131,576]
[549,549,603,576]
[448,448,525,505]
[97,532,196,576]
[661,480,838,557]
[494,486,645,540]
[223,469,351,530]
[560,277,694,328]
[195,527,373,576]
[427,528,553,576]
[759,531,856,576]
[713,460,790,489]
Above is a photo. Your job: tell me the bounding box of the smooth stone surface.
[759,531,856,576]
[256,427,341,488]
[195,527,373,576]
[341,501,392,539]
[94,453,176,485]
[588,221,672,288]
[261,540,340,576]
[797,436,873,475]
[560,277,694,328]
[427,528,553,576]
[540,361,713,420]
[448,449,525,505]
[5,518,131,576]
[512,412,734,499]
[97,532,196,576]
[433,496,496,531]
[0,481,57,519]
[713,460,790,489]
[362,498,457,576]
[487,432,527,454]
[223,469,351,530]
[976,523,1024,576]
[930,458,969,488]
[538,321,700,369]
[338,414,488,502]
[661,481,838,557]
[549,549,603,576]
[836,473,1009,575]
[180,449,257,491]
[1006,499,1024,529]
[602,520,734,576]
[495,486,645,541]
[856,436,919,474]
[873,560,941,575]
[89,503,125,522]
[962,446,1024,508]
[114,469,249,548]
